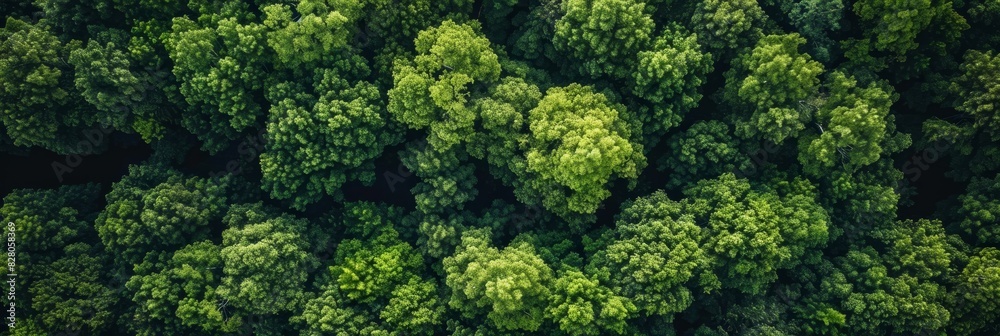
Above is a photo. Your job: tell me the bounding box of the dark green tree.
[95,165,231,266]
[217,203,326,314]
[630,26,714,138]
[587,191,713,318]
[260,70,400,209]
[690,0,766,52]
[950,247,1000,335]
[164,7,270,152]
[553,0,654,79]
[126,241,240,335]
[658,120,753,189]
[954,173,1000,245]
[0,18,96,153]
[28,243,118,334]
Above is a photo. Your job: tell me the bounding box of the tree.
[955,173,1000,245]
[32,0,113,37]
[262,0,359,67]
[443,228,554,331]
[0,183,101,257]
[952,50,1000,141]
[292,285,392,335]
[658,120,753,189]
[68,39,176,142]
[961,0,1000,48]
[587,191,712,317]
[852,0,962,56]
[824,248,951,334]
[509,0,562,63]
[260,71,400,210]
[777,0,844,62]
[630,26,714,138]
[28,243,118,334]
[711,295,801,335]
[165,9,270,153]
[683,173,829,294]
[381,278,447,335]
[217,203,325,314]
[416,212,467,259]
[845,0,968,81]
[519,84,646,225]
[0,18,96,153]
[553,0,654,79]
[546,268,636,335]
[330,227,423,303]
[797,72,906,176]
[690,0,766,52]
[467,76,542,185]
[126,241,241,335]
[400,140,479,215]
[822,164,904,244]
[950,247,1000,335]
[95,165,231,266]
[0,184,104,331]
[292,201,444,335]
[109,0,187,23]
[920,117,1000,183]
[725,33,824,144]
[387,20,500,152]
[364,0,475,49]
[870,219,951,280]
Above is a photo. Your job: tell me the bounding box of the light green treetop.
[388,20,500,151]
[443,228,554,331]
[520,84,646,224]
[726,33,824,144]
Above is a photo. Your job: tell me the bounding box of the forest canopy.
[1,0,999,335]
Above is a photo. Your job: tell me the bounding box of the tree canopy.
[2,0,999,334]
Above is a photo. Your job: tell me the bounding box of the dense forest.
[1,0,999,334]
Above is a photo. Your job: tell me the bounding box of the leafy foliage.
[519,84,646,225]
[164,8,270,152]
[0,18,91,153]
[388,20,500,151]
[217,203,325,313]
[690,0,766,52]
[260,70,400,209]
[553,0,654,79]
[443,228,553,331]
[588,191,711,317]
[547,268,636,335]
[3,1,1000,334]
[95,165,231,266]
[725,33,824,144]
[630,26,714,137]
